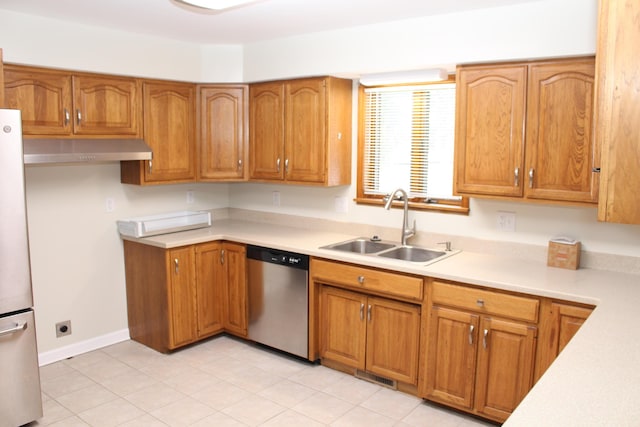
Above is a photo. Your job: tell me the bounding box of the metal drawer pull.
[174,258,179,274]
[483,329,489,349]
[64,109,70,126]
[285,158,289,173]
[367,304,372,322]
[476,299,484,307]
[529,168,534,188]
[468,324,474,345]
[276,158,281,172]
[360,303,364,321]
[76,109,82,125]
[148,160,153,174]
[357,275,365,284]
[514,167,520,187]
[221,249,225,265]
[0,321,27,337]
[238,159,243,169]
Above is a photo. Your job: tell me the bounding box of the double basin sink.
[320,237,459,265]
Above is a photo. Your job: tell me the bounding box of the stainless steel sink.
[377,246,446,262]
[320,237,460,265]
[321,237,397,254]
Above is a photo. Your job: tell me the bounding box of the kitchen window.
[356,79,469,214]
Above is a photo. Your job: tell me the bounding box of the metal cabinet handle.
[483,329,489,349]
[148,160,153,174]
[285,158,289,173]
[476,299,484,307]
[468,324,475,345]
[76,109,82,125]
[238,159,243,170]
[529,168,534,188]
[0,321,27,337]
[357,275,365,284]
[64,109,70,126]
[514,167,520,187]
[276,158,281,172]
[220,249,225,265]
[174,258,179,274]
[360,303,364,321]
[367,304,372,322]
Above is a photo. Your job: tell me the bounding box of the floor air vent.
[355,370,397,390]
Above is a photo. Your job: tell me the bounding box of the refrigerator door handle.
[0,321,27,337]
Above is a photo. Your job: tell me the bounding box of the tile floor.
[32,335,497,426]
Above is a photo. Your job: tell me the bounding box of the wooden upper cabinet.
[525,60,597,203]
[455,65,527,197]
[198,85,248,181]
[4,64,141,137]
[121,80,196,185]
[71,75,141,136]
[596,0,640,223]
[454,57,597,205]
[249,77,352,186]
[249,81,285,181]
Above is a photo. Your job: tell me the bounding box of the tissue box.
[547,238,581,270]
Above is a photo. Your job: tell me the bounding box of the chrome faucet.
[384,188,415,246]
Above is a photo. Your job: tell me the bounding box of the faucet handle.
[438,241,452,251]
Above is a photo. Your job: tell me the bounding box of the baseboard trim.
[38,329,130,366]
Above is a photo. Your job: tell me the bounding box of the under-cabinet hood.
[23,138,153,164]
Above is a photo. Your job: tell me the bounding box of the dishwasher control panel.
[247,245,309,270]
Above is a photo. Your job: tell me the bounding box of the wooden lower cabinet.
[320,286,421,385]
[123,240,246,352]
[422,280,538,423]
[534,300,594,381]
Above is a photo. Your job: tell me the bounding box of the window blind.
[362,83,457,200]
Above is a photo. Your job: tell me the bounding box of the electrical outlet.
[55,320,72,338]
[186,190,194,204]
[105,197,115,213]
[497,211,516,232]
[272,191,281,206]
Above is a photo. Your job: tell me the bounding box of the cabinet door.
[525,59,597,203]
[222,242,248,337]
[365,297,420,385]
[72,75,141,136]
[195,242,225,337]
[320,286,367,370]
[249,82,285,180]
[198,85,248,181]
[4,66,72,135]
[143,81,196,183]
[285,78,326,183]
[168,247,198,349]
[425,306,479,409]
[454,65,527,197]
[474,317,536,422]
[596,0,640,223]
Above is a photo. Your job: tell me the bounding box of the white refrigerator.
[0,109,43,426]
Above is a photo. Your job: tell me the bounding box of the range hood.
[23,139,153,164]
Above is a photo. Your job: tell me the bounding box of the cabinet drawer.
[431,281,539,323]
[311,258,423,301]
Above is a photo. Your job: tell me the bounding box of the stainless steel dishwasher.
[247,245,309,359]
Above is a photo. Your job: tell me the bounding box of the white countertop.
[122,219,640,426]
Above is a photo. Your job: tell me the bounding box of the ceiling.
[0,0,541,44]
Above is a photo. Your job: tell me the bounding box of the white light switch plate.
[497,211,516,232]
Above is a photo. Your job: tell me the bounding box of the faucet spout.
[384,188,415,246]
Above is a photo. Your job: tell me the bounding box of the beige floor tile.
[123,383,186,412]
[99,370,159,396]
[257,378,318,407]
[55,383,118,414]
[221,394,286,426]
[332,405,397,427]
[321,374,382,404]
[288,364,350,391]
[189,411,248,427]
[261,409,325,426]
[76,398,145,427]
[292,391,354,424]
[360,387,422,420]
[190,380,251,410]
[71,358,138,383]
[117,413,168,427]
[64,350,113,370]
[161,367,220,395]
[224,364,283,393]
[39,362,77,382]
[46,415,91,427]
[40,370,95,399]
[35,399,74,426]
[149,396,216,427]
